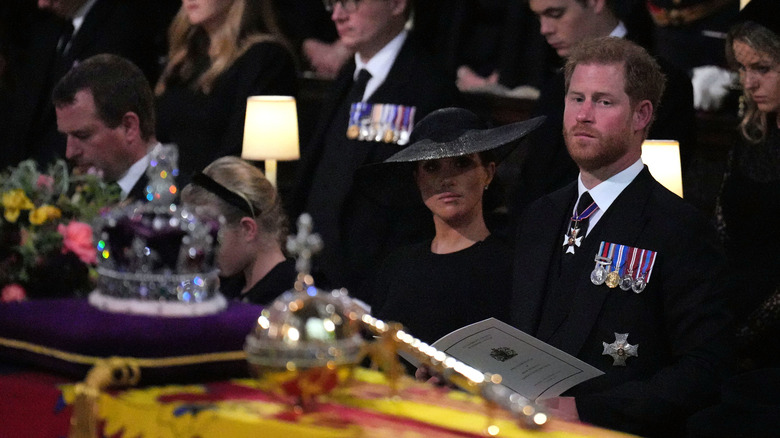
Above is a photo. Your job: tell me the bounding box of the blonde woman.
[717,0,780,370]
[182,156,294,304]
[156,0,296,182]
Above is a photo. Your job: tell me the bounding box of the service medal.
[591,264,607,285]
[346,125,360,139]
[619,273,633,291]
[605,271,620,288]
[383,129,395,143]
[632,276,647,293]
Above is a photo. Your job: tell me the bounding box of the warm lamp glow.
[641,140,683,198]
[241,96,300,186]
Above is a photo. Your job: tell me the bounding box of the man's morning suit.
[293,34,457,296]
[511,167,732,436]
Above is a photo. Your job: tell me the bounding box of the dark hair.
[52,54,156,140]
[564,37,665,128]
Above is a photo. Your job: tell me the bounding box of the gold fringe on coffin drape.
[69,357,141,438]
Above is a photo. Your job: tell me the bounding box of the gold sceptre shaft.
[360,314,548,430]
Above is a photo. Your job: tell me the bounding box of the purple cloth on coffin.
[0,298,263,384]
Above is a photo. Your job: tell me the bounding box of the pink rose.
[57,221,96,265]
[2,284,26,303]
[36,174,54,191]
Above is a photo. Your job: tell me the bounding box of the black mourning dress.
[369,234,513,344]
[717,116,780,369]
[156,39,297,183]
[219,258,297,305]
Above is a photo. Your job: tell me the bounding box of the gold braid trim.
[0,336,246,367]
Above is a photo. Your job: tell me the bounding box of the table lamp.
[641,139,683,198]
[241,96,300,187]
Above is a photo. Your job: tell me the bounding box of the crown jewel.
[89,144,226,316]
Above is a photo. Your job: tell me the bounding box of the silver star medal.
[602,333,638,366]
[563,227,582,254]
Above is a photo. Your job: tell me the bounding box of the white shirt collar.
[71,0,98,34]
[354,29,407,101]
[610,21,628,38]
[575,158,644,234]
[116,143,158,200]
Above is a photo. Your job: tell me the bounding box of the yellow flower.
[29,204,63,225]
[2,189,35,223]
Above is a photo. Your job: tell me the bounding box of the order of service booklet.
[401,318,604,401]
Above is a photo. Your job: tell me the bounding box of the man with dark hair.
[511,37,732,437]
[293,0,456,296]
[510,0,695,218]
[53,54,160,201]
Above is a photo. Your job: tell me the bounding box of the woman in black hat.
[716,0,780,371]
[360,108,544,346]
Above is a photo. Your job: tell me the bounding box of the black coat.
[293,35,457,296]
[155,40,297,183]
[511,168,733,436]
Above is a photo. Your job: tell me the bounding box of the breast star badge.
[602,333,638,366]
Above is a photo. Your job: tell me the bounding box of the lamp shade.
[641,139,683,198]
[241,96,300,161]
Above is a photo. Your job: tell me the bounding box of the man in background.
[4,0,175,167]
[293,0,457,296]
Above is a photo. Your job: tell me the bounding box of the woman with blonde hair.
[182,156,294,304]
[156,0,296,182]
[717,0,780,370]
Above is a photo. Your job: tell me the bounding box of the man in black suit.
[52,54,160,202]
[7,0,175,167]
[511,37,732,437]
[510,0,695,218]
[293,0,457,296]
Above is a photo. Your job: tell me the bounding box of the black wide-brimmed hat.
[355,108,545,206]
[738,0,780,38]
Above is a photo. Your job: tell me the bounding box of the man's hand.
[303,39,353,80]
[456,65,499,91]
[539,397,580,422]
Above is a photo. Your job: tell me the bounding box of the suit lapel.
[513,183,576,334]
[550,168,655,355]
[65,0,112,60]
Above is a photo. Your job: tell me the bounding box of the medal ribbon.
[641,249,657,282]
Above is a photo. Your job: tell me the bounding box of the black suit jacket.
[293,34,457,295]
[10,0,174,166]
[511,168,733,436]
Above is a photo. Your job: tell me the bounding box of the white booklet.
[401,318,604,401]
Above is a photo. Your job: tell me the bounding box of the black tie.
[346,68,372,103]
[57,21,75,56]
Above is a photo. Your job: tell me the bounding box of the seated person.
[362,108,544,345]
[181,156,295,305]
